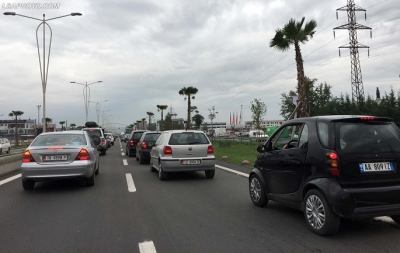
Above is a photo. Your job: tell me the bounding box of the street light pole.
[4,12,82,133]
[89,100,108,123]
[208,106,218,138]
[70,81,103,122]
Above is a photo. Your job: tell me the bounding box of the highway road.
[0,139,399,253]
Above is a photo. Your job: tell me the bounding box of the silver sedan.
[20,131,100,190]
[150,130,216,180]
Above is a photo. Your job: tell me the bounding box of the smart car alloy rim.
[305,195,325,230]
[250,178,261,202]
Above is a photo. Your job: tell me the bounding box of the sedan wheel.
[85,169,95,186]
[22,180,35,190]
[249,174,268,207]
[304,189,340,236]
[158,161,167,181]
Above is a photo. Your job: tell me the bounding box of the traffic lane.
[127,160,400,253]
[0,145,144,253]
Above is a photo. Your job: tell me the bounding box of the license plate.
[359,162,394,172]
[181,159,201,165]
[44,155,68,161]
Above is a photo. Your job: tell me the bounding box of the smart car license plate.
[44,155,68,161]
[181,159,201,165]
[359,162,394,172]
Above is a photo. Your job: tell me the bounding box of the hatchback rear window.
[144,133,161,142]
[335,122,400,154]
[132,132,145,140]
[31,134,87,146]
[169,133,210,145]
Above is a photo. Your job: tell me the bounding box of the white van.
[248,130,268,142]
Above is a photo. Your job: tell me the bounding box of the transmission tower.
[333,0,372,102]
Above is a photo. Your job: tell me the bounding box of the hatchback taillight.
[22,150,35,163]
[327,151,340,176]
[129,140,135,147]
[207,145,214,154]
[163,146,172,155]
[75,148,90,161]
[141,142,147,149]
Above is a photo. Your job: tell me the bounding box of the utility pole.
[333,0,372,103]
[208,106,218,138]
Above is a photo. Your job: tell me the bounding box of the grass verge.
[211,140,260,169]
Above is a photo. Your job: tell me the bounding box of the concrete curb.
[0,154,22,178]
[0,153,22,165]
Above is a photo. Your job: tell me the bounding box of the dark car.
[135,131,161,164]
[82,122,108,156]
[125,130,148,157]
[249,115,400,236]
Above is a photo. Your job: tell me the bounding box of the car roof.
[285,115,393,124]
[39,131,85,136]
[164,130,206,134]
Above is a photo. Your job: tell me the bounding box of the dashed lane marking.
[0,174,21,186]
[215,164,249,178]
[125,173,136,192]
[123,159,128,166]
[139,241,157,253]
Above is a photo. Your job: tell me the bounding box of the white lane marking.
[123,159,128,166]
[120,148,123,151]
[122,153,125,156]
[0,174,21,186]
[125,173,136,192]
[139,241,157,253]
[374,216,395,224]
[215,164,249,178]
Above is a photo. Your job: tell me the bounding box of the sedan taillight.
[22,150,35,163]
[75,148,90,161]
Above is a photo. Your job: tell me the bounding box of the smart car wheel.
[304,189,340,236]
[249,174,268,207]
[390,215,400,225]
[158,161,168,181]
[22,180,35,190]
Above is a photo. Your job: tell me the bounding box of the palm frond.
[270,29,291,51]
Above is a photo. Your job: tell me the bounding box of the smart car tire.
[205,169,215,178]
[22,180,35,190]
[249,174,268,207]
[303,189,340,236]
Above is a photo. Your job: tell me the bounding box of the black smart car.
[249,115,400,236]
[135,131,161,164]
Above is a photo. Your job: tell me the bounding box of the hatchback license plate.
[181,159,201,165]
[359,162,394,172]
[44,155,68,161]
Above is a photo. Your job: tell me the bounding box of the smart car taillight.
[163,146,172,155]
[207,145,214,154]
[22,150,35,163]
[75,148,90,161]
[327,151,340,176]
[141,141,147,149]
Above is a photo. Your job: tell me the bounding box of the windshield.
[31,134,87,146]
[336,122,400,154]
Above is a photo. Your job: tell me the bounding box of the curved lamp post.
[4,12,82,132]
[89,100,108,124]
[70,81,103,122]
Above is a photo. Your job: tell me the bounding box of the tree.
[192,110,205,130]
[270,17,317,118]
[157,105,168,131]
[59,121,65,131]
[146,111,154,130]
[8,110,24,147]
[70,123,76,130]
[250,99,267,130]
[179,86,198,130]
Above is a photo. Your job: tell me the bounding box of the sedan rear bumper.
[21,161,95,181]
[161,158,216,172]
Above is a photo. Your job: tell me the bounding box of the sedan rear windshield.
[31,134,87,146]
[168,133,210,145]
[335,122,400,154]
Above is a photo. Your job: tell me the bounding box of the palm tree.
[146,111,154,130]
[45,118,52,130]
[192,111,204,130]
[270,17,317,118]
[157,105,168,131]
[8,110,24,147]
[179,86,198,130]
[59,121,65,131]
[70,123,76,130]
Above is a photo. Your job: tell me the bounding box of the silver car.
[20,131,100,190]
[150,130,216,180]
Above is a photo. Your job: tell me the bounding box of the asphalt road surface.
[0,139,399,253]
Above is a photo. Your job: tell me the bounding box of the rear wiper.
[188,141,201,144]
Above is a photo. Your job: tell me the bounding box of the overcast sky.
[1,0,399,131]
